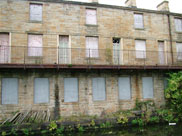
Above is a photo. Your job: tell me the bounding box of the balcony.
[0,46,182,69]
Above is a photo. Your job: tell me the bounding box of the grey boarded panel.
[34,78,49,104]
[142,77,154,99]
[92,78,106,101]
[2,78,18,104]
[118,77,131,100]
[64,78,78,102]
[164,78,168,90]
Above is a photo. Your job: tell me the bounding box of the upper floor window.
[175,18,182,32]
[134,13,144,29]
[28,34,42,56]
[86,37,98,58]
[86,9,97,25]
[135,40,146,59]
[176,42,182,60]
[0,33,9,63]
[30,4,42,22]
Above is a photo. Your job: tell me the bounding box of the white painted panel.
[86,9,97,25]
[118,77,131,100]
[134,14,144,28]
[86,37,98,58]
[28,35,42,56]
[176,43,182,60]
[142,77,154,99]
[92,78,106,101]
[175,18,182,32]
[59,36,70,64]
[34,78,49,104]
[135,40,146,58]
[113,38,120,65]
[2,78,18,104]
[0,34,9,63]
[64,78,78,102]
[158,41,165,64]
[30,4,42,21]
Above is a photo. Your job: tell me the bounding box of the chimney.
[125,0,136,7]
[157,1,169,11]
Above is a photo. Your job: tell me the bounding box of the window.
[86,9,97,25]
[28,34,42,56]
[2,78,18,104]
[86,37,98,58]
[30,4,42,22]
[92,78,106,101]
[176,43,182,60]
[142,77,154,99]
[0,33,9,63]
[135,40,146,58]
[34,78,49,104]
[64,78,78,102]
[118,77,131,100]
[175,18,182,32]
[164,77,168,90]
[113,38,120,64]
[134,13,144,29]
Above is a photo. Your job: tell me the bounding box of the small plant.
[77,124,84,132]
[117,114,128,125]
[10,128,18,136]
[149,116,160,123]
[56,126,65,134]
[2,131,6,136]
[49,121,57,131]
[131,118,145,127]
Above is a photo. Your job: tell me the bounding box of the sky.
[69,0,182,13]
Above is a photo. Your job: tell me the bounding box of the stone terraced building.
[0,0,182,121]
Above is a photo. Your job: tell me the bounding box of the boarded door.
[59,36,70,64]
[0,34,9,63]
[158,41,165,65]
[142,77,154,99]
[64,78,78,102]
[2,78,18,104]
[118,77,131,100]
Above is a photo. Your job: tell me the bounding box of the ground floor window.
[118,77,131,100]
[142,77,154,99]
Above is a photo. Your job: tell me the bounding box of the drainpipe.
[167,13,174,65]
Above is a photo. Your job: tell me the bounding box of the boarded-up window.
[134,13,144,29]
[34,78,49,104]
[92,78,106,101]
[135,40,146,58]
[64,78,78,102]
[164,77,168,90]
[158,41,165,64]
[86,37,98,58]
[28,34,42,56]
[86,9,97,25]
[176,43,182,60]
[30,4,42,21]
[2,78,18,104]
[142,77,154,99]
[175,18,182,32]
[118,77,131,100]
[0,34,9,63]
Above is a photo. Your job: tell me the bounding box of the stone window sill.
[85,24,98,27]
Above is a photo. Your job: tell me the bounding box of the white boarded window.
[176,43,182,60]
[34,78,49,104]
[175,18,182,32]
[118,77,131,100]
[64,78,78,102]
[30,4,42,21]
[134,13,144,29]
[86,9,97,25]
[28,34,42,56]
[92,78,106,101]
[135,40,146,58]
[2,78,18,104]
[86,37,98,58]
[0,34,9,63]
[142,77,154,99]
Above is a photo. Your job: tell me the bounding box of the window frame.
[86,8,97,25]
[134,13,144,29]
[118,77,131,100]
[176,42,182,61]
[142,77,154,99]
[29,3,43,22]
[174,18,182,32]
[135,39,146,59]
[86,36,99,58]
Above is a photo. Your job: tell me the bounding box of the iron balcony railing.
[0,46,182,66]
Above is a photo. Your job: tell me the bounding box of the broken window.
[28,34,42,56]
[92,78,106,101]
[142,77,154,99]
[86,37,98,58]
[2,78,18,104]
[113,38,120,64]
[34,78,49,104]
[134,13,144,29]
[64,78,78,102]
[118,77,131,100]
[30,4,42,22]
[175,18,182,32]
[135,40,146,59]
[86,9,97,25]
